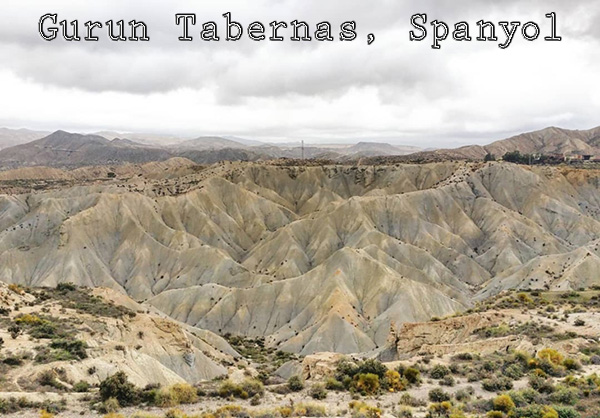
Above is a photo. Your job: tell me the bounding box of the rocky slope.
[0,282,237,390]
[371,126,600,163]
[0,161,599,354]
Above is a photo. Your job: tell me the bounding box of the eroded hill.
[0,282,237,394]
[0,161,600,355]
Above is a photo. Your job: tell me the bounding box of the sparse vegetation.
[309,383,328,400]
[218,379,265,400]
[287,375,304,392]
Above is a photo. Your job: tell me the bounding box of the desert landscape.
[0,126,599,417]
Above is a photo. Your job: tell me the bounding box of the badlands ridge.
[1,159,600,356]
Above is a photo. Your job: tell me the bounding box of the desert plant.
[552,405,580,418]
[169,383,198,404]
[293,403,327,417]
[430,364,451,380]
[538,348,564,366]
[8,324,21,339]
[325,377,345,391]
[399,393,426,407]
[72,380,90,393]
[482,376,513,392]
[309,383,328,400]
[349,400,381,418]
[549,385,580,405]
[493,394,515,413]
[218,379,263,400]
[563,358,581,371]
[428,388,450,403]
[355,373,380,395]
[98,397,120,414]
[440,375,455,387]
[403,367,421,385]
[55,282,77,292]
[385,369,407,392]
[37,370,64,390]
[99,372,138,406]
[287,375,304,392]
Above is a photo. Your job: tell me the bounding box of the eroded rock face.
[301,352,347,381]
[1,161,600,354]
[386,307,597,361]
[391,312,506,358]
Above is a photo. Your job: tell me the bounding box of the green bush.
[552,405,581,418]
[169,383,198,404]
[49,338,88,359]
[515,405,558,418]
[430,364,451,379]
[503,363,525,380]
[218,379,263,400]
[507,388,542,407]
[218,381,247,399]
[56,282,77,292]
[440,375,455,387]
[99,372,139,406]
[37,370,65,390]
[325,377,345,391]
[563,359,581,371]
[287,375,304,392]
[241,379,264,398]
[335,357,387,382]
[403,367,421,384]
[354,373,380,395]
[356,359,387,379]
[294,403,327,417]
[493,394,515,413]
[309,383,327,400]
[399,393,426,407]
[454,388,472,402]
[99,397,120,414]
[549,386,580,405]
[529,374,556,394]
[482,376,513,392]
[335,357,358,380]
[428,388,450,402]
[72,380,90,392]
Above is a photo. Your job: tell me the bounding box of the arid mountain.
[176,136,249,151]
[95,131,189,147]
[343,142,419,157]
[0,128,49,150]
[0,130,173,169]
[376,126,600,163]
[1,160,600,356]
[0,130,422,168]
[484,126,600,157]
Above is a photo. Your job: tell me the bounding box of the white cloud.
[0,0,599,146]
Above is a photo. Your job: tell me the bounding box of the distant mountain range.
[0,125,600,169]
[0,128,48,150]
[0,129,422,168]
[0,130,172,169]
[389,126,600,162]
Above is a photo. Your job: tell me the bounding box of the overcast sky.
[1,0,599,147]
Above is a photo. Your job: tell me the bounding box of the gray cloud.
[0,0,599,144]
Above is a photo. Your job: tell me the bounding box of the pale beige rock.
[301,352,347,381]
